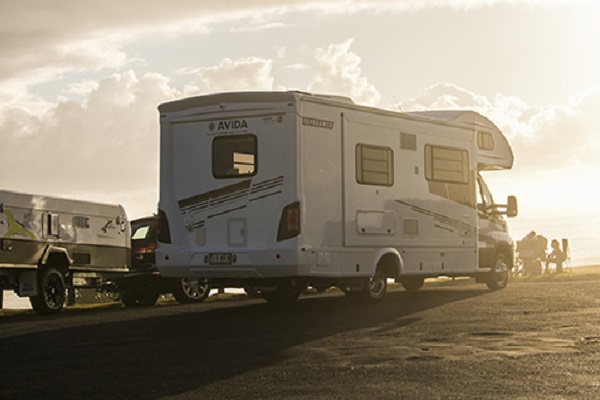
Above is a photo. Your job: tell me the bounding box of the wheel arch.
[372,248,403,279]
[494,243,514,270]
[40,246,72,275]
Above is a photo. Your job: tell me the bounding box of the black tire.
[121,290,159,307]
[487,253,510,290]
[400,277,425,292]
[172,277,210,304]
[30,268,66,315]
[262,280,302,305]
[243,287,262,298]
[345,270,387,302]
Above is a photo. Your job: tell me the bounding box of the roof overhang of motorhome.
[407,110,514,171]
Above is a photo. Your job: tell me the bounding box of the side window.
[477,131,495,150]
[213,134,257,179]
[44,212,60,238]
[356,144,394,186]
[477,175,495,215]
[424,145,469,184]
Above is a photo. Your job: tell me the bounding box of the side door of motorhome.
[341,112,399,250]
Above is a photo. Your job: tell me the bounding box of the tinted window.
[356,144,394,186]
[213,134,257,178]
[425,145,469,184]
[477,131,495,150]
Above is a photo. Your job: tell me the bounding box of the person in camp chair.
[546,239,566,273]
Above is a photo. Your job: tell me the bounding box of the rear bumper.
[157,247,311,279]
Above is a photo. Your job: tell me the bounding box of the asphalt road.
[1,273,599,399]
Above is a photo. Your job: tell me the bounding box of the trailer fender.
[372,248,403,279]
[40,245,73,273]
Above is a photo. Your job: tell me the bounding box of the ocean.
[508,213,600,267]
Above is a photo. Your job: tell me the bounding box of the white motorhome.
[157,91,518,303]
[0,190,131,314]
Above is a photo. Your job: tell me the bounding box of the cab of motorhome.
[157,91,517,304]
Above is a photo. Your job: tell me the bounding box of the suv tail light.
[277,202,300,241]
[136,243,157,254]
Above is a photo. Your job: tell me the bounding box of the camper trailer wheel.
[345,270,387,302]
[121,290,159,307]
[400,277,425,292]
[262,280,302,305]
[172,277,210,303]
[487,253,509,290]
[30,268,66,315]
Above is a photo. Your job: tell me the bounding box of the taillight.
[277,202,300,241]
[157,209,172,244]
[137,243,157,254]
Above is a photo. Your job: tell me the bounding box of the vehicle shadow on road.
[1,288,487,399]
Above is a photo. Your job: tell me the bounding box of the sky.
[1,0,600,264]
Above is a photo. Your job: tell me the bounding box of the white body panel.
[0,190,130,296]
[157,92,514,284]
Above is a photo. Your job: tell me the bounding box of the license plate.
[208,253,233,265]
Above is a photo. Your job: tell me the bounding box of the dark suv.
[119,216,211,306]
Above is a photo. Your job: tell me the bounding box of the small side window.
[477,131,495,150]
[356,144,394,186]
[213,134,257,179]
[45,213,60,238]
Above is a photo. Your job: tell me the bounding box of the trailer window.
[425,145,469,184]
[213,134,257,178]
[356,144,394,186]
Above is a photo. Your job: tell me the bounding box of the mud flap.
[18,270,38,296]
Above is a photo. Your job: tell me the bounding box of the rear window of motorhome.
[356,144,394,186]
[425,145,469,184]
[213,134,257,178]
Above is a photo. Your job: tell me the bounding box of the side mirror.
[506,195,518,218]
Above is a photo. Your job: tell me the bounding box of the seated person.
[546,239,566,273]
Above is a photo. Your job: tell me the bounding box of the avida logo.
[214,119,248,131]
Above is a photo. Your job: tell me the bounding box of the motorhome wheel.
[262,280,302,305]
[487,253,509,290]
[243,287,262,298]
[400,277,425,292]
[121,289,159,307]
[345,270,387,302]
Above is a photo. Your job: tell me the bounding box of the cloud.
[308,39,381,106]
[0,70,179,218]
[401,82,600,171]
[229,22,295,33]
[0,0,581,105]
[283,63,311,71]
[0,53,281,217]
[198,57,275,92]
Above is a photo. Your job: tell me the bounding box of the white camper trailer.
[0,190,131,314]
[157,91,518,304]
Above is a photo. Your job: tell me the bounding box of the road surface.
[1,271,599,399]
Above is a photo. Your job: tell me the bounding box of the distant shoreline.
[564,264,600,274]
